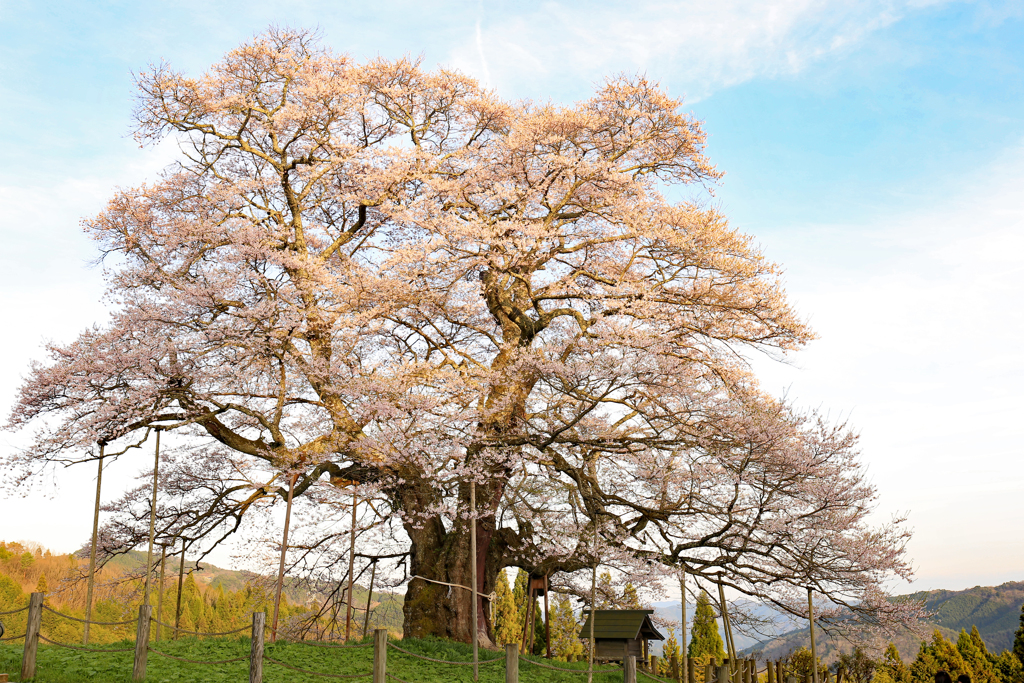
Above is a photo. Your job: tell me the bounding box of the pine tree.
[548,593,584,661]
[35,572,48,594]
[992,650,1023,683]
[688,590,726,669]
[662,627,682,676]
[532,598,546,655]
[879,642,910,683]
[492,569,519,646]
[513,570,528,646]
[957,626,998,683]
[910,630,971,683]
[1014,602,1024,668]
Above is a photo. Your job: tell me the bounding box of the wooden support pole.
[174,542,186,639]
[718,581,737,671]
[470,480,478,681]
[250,611,265,683]
[681,573,689,683]
[652,655,660,677]
[625,654,637,683]
[20,592,43,681]
[143,429,160,606]
[588,559,597,683]
[373,629,388,683]
[346,485,357,642]
[505,643,519,683]
[807,589,819,683]
[271,473,297,642]
[84,444,104,645]
[544,573,550,659]
[132,604,152,681]
[156,544,167,641]
[768,659,776,683]
[363,559,377,637]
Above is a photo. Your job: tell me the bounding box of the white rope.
[409,575,496,603]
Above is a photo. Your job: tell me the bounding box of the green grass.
[0,636,625,682]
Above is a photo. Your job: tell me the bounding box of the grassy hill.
[740,581,1024,663]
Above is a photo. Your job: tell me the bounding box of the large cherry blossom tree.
[5,29,918,644]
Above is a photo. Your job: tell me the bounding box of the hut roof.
[578,610,665,641]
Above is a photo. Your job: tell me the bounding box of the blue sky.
[1,0,1022,593]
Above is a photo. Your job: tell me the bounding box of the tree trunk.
[400,481,504,647]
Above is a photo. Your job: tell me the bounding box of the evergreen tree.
[909,630,970,683]
[879,642,911,683]
[532,597,546,655]
[992,650,1023,683]
[838,646,876,683]
[662,626,682,676]
[492,569,519,646]
[1014,602,1024,668]
[35,572,48,593]
[621,582,643,609]
[548,593,584,661]
[790,646,826,681]
[956,627,998,683]
[688,590,726,669]
[513,570,528,647]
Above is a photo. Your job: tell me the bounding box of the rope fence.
[0,632,26,642]
[519,655,623,674]
[0,605,28,616]
[292,638,375,649]
[264,654,373,679]
[639,669,675,683]
[150,616,251,637]
[42,604,135,626]
[38,634,134,653]
[147,646,249,665]
[387,641,505,665]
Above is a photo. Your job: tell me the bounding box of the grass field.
[0,636,627,682]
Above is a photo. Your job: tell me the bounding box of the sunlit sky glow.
[1,0,1021,594]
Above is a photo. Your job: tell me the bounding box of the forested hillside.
[0,540,403,642]
[742,581,1024,662]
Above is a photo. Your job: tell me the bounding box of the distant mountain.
[738,581,1024,663]
[650,599,799,655]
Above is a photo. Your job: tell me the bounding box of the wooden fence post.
[505,643,518,683]
[625,654,637,683]
[20,592,43,681]
[250,611,265,683]
[706,661,716,683]
[718,662,732,683]
[373,628,388,683]
[132,604,152,681]
[671,654,680,682]
[652,655,659,676]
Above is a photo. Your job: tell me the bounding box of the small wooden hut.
[578,609,665,662]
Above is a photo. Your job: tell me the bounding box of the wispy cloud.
[449,0,957,100]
